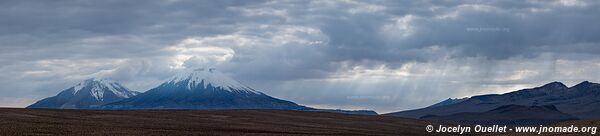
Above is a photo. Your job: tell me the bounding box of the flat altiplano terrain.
[0,108,441,136]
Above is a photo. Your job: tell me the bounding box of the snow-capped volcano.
[27,78,140,109]
[166,68,261,94]
[28,69,377,115]
[73,78,139,100]
[101,68,309,110]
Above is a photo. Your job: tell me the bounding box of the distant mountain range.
[386,81,600,124]
[28,68,600,120]
[28,68,376,115]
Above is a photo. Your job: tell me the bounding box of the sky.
[1,0,600,113]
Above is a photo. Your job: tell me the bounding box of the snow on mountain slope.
[73,78,139,101]
[27,78,140,109]
[166,68,261,94]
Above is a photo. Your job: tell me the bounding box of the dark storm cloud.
[0,0,263,63]
[1,0,600,112]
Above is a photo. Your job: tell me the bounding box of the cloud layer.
[1,0,600,112]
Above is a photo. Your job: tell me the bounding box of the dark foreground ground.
[1,108,597,136]
[0,108,443,136]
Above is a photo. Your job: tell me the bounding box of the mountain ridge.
[420,104,578,125]
[386,81,600,119]
[427,97,469,108]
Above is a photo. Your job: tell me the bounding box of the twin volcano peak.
[29,68,378,114]
[166,68,261,94]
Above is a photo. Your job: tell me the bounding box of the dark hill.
[387,81,600,119]
[421,105,578,126]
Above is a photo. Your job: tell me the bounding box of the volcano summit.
[101,68,310,110]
